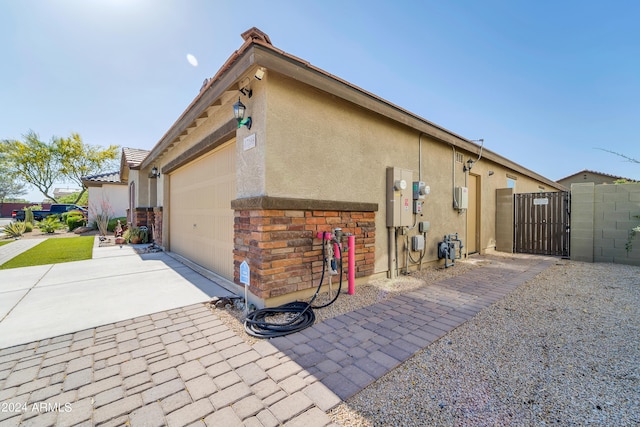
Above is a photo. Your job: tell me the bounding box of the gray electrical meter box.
[386,167,414,227]
[413,181,427,200]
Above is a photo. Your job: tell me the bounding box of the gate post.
[495,188,514,253]
[570,183,595,262]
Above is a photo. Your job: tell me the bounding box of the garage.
[168,140,236,280]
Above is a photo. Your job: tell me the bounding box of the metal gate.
[514,191,570,257]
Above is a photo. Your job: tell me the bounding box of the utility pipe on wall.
[419,133,424,182]
[388,227,395,279]
[348,235,355,295]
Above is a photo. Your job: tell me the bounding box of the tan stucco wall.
[148,66,562,280]
[245,72,559,273]
[495,188,514,252]
[144,88,259,250]
[87,184,128,223]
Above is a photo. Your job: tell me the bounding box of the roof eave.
[140,29,564,191]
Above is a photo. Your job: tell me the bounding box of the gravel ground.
[328,260,640,426]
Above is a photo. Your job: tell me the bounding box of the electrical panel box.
[419,221,431,233]
[412,235,425,251]
[412,181,427,200]
[413,200,423,214]
[454,186,469,210]
[386,167,414,227]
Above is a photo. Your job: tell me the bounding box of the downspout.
[388,227,395,279]
[419,133,424,181]
[451,146,458,209]
[464,160,469,258]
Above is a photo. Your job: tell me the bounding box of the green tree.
[0,156,27,203]
[1,131,119,204]
[57,191,89,206]
[1,131,62,202]
[56,133,119,203]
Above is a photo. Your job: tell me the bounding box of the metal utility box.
[412,235,425,251]
[455,186,469,209]
[412,181,427,200]
[386,167,414,227]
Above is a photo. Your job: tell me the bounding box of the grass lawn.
[0,236,94,269]
[0,240,13,247]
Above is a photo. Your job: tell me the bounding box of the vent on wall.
[456,152,464,163]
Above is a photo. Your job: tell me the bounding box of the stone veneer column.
[153,207,163,246]
[233,208,376,303]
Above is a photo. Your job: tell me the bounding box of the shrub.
[67,213,87,231]
[24,222,34,232]
[3,222,27,238]
[90,200,114,236]
[24,208,35,224]
[107,217,127,232]
[123,226,148,244]
[38,216,62,234]
[625,215,640,253]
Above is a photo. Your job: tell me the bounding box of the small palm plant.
[2,222,27,238]
[38,216,62,234]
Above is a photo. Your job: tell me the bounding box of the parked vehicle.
[12,204,87,222]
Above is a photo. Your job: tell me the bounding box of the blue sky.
[2,0,639,202]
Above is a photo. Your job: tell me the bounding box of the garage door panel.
[169,141,235,280]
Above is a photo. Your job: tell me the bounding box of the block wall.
[571,182,640,265]
[233,209,375,303]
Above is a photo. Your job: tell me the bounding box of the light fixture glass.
[233,97,252,129]
[233,98,245,120]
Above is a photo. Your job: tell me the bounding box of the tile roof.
[122,147,150,168]
[82,171,121,183]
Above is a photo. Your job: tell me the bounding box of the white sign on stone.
[243,133,256,151]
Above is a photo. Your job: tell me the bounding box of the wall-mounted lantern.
[233,97,252,130]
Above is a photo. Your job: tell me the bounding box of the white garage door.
[169,140,235,280]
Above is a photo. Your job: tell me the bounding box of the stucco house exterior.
[82,147,150,225]
[557,169,637,187]
[124,27,564,308]
[82,171,128,223]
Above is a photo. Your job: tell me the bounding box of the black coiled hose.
[244,233,343,338]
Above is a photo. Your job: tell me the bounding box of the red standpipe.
[348,235,355,295]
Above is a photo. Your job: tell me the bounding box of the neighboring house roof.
[82,171,124,187]
[122,147,150,169]
[557,169,638,184]
[140,27,564,191]
[53,188,80,197]
[119,147,151,183]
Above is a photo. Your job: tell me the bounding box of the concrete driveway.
[0,241,234,348]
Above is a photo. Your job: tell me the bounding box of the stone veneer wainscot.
[232,197,377,302]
